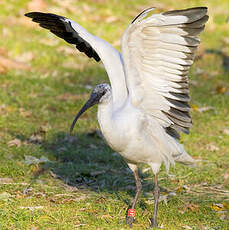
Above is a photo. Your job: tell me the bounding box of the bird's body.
[26,7,208,228]
[98,98,188,172]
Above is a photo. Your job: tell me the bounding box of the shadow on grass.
[206,49,229,72]
[13,130,158,199]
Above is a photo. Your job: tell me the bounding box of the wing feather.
[25,12,128,105]
[25,12,101,61]
[122,7,208,137]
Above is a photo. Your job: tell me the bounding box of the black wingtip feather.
[162,7,208,16]
[25,12,101,62]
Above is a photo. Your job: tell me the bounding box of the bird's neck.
[97,97,113,134]
[106,53,128,109]
[92,41,128,108]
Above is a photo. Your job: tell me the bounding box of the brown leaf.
[0,104,14,115]
[191,104,214,113]
[184,203,199,212]
[182,225,192,230]
[223,172,229,180]
[90,0,106,3]
[198,106,214,113]
[0,47,8,56]
[223,129,229,135]
[0,64,8,74]
[206,143,219,152]
[15,52,34,63]
[58,93,89,101]
[27,0,48,12]
[82,3,93,13]
[19,206,44,211]
[211,203,224,211]
[57,46,75,56]
[0,55,30,73]
[105,16,118,23]
[216,85,227,94]
[40,38,59,47]
[223,202,229,210]
[19,108,32,118]
[0,178,14,184]
[8,138,22,147]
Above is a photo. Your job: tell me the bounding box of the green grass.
[0,0,229,229]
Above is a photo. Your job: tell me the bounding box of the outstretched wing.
[25,12,128,105]
[25,12,100,61]
[122,7,208,138]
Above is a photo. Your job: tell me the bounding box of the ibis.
[25,7,208,228]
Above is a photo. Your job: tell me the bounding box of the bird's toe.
[126,216,135,228]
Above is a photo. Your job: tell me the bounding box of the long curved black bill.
[70,93,100,135]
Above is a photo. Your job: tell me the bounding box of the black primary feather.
[25,12,101,62]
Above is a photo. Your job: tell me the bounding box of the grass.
[0,0,229,229]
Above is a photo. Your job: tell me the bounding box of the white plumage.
[26,7,208,228]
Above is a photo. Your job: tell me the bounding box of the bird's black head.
[70,83,111,134]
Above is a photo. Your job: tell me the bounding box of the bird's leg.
[126,164,142,228]
[131,169,142,209]
[151,173,160,228]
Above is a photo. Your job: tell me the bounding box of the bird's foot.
[149,218,158,229]
[126,215,135,228]
[150,224,158,229]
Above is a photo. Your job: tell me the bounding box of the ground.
[0,0,228,229]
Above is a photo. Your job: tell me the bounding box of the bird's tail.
[173,144,196,167]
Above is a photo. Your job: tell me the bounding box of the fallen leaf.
[57,93,71,101]
[28,133,43,144]
[191,104,214,113]
[90,0,106,3]
[223,202,229,210]
[100,214,113,219]
[57,46,75,56]
[0,64,8,74]
[19,108,32,118]
[58,92,90,101]
[82,3,93,13]
[219,213,229,221]
[197,106,214,113]
[8,138,22,147]
[184,203,199,212]
[112,39,121,47]
[224,173,229,180]
[40,38,59,46]
[191,104,199,111]
[19,206,44,211]
[223,129,229,135]
[211,203,224,211]
[176,186,186,193]
[182,225,192,230]
[0,47,8,56]
[0,178,13,184]
[0,192,12,201]
[105,16,118,23]
[24,155,51,165]
[0,55,30,73]
[27,0,48,11]
[52,0,79,14]
[0,104,14,115]
[206,143,219,152]
[223,37,229,45]
[216,85,227,94]
[15,52,34,63]
[195,67,204,75]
